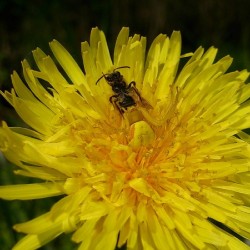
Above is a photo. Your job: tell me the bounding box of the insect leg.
[127,81,142,102]
[109,95,124,115]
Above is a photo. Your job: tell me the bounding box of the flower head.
[1,27,250,250]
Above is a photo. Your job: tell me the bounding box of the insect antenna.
[96,73,107,85]
[95,66,130,85]
[114,66,130,70]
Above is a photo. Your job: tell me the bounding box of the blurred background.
[0,0,250,249]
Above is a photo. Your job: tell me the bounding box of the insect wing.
[139,96,153,109]
[129,85,153,110]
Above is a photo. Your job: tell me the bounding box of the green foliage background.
[0,0,250,249]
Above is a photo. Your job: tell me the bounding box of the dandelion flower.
[1,27,250,250]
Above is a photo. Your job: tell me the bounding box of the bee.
[96,66,151,114]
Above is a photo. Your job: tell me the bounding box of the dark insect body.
[96,66,144,114]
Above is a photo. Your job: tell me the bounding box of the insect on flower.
[1,27,250,250]
[96,66,152,114]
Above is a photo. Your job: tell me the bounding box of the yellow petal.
[0,182,64,200]
[128,121,155,148]
[49,39,86,85]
